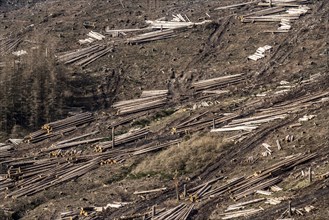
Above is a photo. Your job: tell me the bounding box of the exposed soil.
[0,0,329,220]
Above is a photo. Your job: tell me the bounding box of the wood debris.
[220,208,263,219]
[0,143,14,162]
[256,189,272,195]
[23,112,94,144]
[152,203,194,220]
[112,90,169,115]
[212,113,287,133]
[44,136,104,152]
[79,31,106,44]
[212,91,329,134]
[145,19,211,30]
[0,37,22,56]
[192,74,244,92]
[248,45,272,61]
[259,0,310,7]
[95,128,150,152]
[105,27,149,35]
[61,201,131,219]
[133,187,167,195]
[241,2,310,33]
[87,31,105,40]
[226,198,266,211]
[56,45,112,67]
[12,50,27,56]
[298,115,316,122]
[182,152,317,204]
[2,157,101,198]
[173,112,241,134]
[126,29,176,44]
[7,139,23,145]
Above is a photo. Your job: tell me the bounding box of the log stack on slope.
[241,1,310,33]
[3,156,102,198]
[56,45,112,67]
[258,0,310,7]
[125,19,211,44]
[24,112,94,144]
[0,143,14,162]
[211,91,329,133]
[127,29,176,44]
[0,37,22,56]
[95,128,150,152]
[185,153,316,203]
[113,90,169,115]
[192,74,245,93]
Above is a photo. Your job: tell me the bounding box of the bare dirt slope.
[0,0,329,220]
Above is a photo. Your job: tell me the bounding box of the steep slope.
[0,0,328,220]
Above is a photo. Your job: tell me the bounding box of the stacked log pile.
[0,143,14,161]
[24,112,94,144]
[61,202,192,220]
[110,17,211,44]
[59,16,212,66]
[192,74,245,92]
[152,204,194,220]
[157,151,315,219]
[105,27,151,36]
[95,128,150,152]
[24,126,77,144]
[0,37,22,56]
[61,202,131,219]
[113,90,169,115]
[79,31,106,45]
[225,198,266,212]
[173,113,241,134]
[258,0,310,7]
[258,91,329,113]
[127,29,176,44]
[248,45,272,61]
[211,91,329,133]
[140,90,168,98]
[0,136,181,199]
[56,45,112,67]
[185,153,316,204]
[211,113,287,132]
[43,131,101,153]
[3,157,101,198]
[241,1,310,33]
[220,208,263,219]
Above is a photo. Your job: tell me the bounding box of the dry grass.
[149,108,188,133]
[133,133,231,176]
